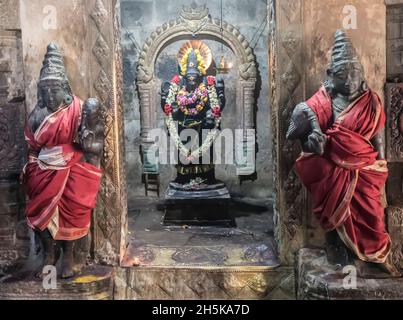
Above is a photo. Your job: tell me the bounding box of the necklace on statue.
[176,83,209,116]
[332,95,350,120]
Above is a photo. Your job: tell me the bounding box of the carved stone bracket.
[136,4,257,178]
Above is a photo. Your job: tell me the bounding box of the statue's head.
[326,30,366,101]
[82,98,101,129]
[37,43,73,112]
[180,48,206,89]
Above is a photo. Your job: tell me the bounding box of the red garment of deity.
[295,87,391,263]
[24,97,102,241]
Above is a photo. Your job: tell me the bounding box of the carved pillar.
[385,2,402,265]
[269,0,307,265]
[236,79,256,176]
[137,80,158,173]
[0,30,29,273]
[85,0,127,265]
[385,83,403,268]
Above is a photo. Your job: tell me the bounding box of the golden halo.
[178,40,212,71]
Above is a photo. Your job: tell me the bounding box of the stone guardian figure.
[287,30,401,277]
[23,43,104,279]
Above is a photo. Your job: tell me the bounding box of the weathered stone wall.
[0,0,29,274]
[121,0,271,206]
[386,0,403,81]
[0,0,20,30]
[19,0,89,113]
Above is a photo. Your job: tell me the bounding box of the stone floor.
[297,248,403,300]
[0,197,287,300]
[122,197,280,268]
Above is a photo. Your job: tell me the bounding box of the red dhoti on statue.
[24,97,102,241]
[295,87,391,263]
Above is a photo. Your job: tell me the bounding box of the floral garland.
[164,75,222,159]
[176,83,208,116]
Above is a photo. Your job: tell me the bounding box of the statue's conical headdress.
[39,43,70,85]
[187,50,200,75]
[330,30,360,71]
[180,47,207,76]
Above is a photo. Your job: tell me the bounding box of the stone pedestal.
[164,182,235,227]
[0,265,113,300]
[296,248,403,300]
[115,266,294,300]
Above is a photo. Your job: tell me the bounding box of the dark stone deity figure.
[160,44,232,226]
[161,46,225,185]
[287,30,401,277]
[23,43,104,279]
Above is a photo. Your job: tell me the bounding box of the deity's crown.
[330,29,361,72]
[39,43,71,85]
[180,48,206,76]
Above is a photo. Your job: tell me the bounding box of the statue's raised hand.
[303,129,327,155]
[79,98,104,168]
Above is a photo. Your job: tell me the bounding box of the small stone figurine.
[287,30,401,278]
[23,43,104,279]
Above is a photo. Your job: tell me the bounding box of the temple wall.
[0,0,29,274]
[19,0,89,113]
[121,0,272,207]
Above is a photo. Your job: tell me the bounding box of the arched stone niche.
[136,4,257,177]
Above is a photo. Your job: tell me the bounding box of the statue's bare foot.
[379,255,402,278]
[61,240,76,279]
[61,263,75,279]
[35,236,60,279]
[353,256,402,279]
[325,230,350,267]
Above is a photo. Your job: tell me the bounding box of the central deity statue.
[161,41,232,226]
[161,42,225,186]
[287,30,401,277]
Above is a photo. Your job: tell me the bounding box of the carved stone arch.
[136,4,257,176]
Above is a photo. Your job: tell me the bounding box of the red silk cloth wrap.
[295,87,391,263]
[24,97,102,241]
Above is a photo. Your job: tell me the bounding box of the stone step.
[0,265,113,300]
[114,266,295,300]
[297,248,403,300]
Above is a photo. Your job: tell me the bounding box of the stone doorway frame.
[84,0,127,265]
[136,4,258,177]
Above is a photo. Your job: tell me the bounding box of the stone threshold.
[297,248,403,300]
